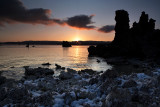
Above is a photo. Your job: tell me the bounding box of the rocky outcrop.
[88,10,160,59]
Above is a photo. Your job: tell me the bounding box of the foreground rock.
[0,66,160,106]
[0,76,6,85]
[24,67,54,77]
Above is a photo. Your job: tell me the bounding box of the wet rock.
[59,71,72,80]
[103,88,132,107]
[67,68,77,74]
[55,64,65,70]
[8,87,29,102]
[77,91,97,100]
[140,84,150,93]
[55,64,61,69]
[33,92,53,106]
[0,87,7,101]
[10,66,15,68]
[89,77,98,85]
[122,79,137,88]
[80,69,96,75]
[100,69,118,81]
[0,76,6,85]
[157,75,160,84]
[24,67,54,77]
[42,62,51,66]
[138,93,153,105]
[64,92,76,105]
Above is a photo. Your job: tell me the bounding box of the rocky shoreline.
[0,59,160,107]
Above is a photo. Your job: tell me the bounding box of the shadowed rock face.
[113,10,130,46]
[88,10,160,59]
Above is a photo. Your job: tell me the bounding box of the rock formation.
[113,10,130,46]
[88,10,160,59]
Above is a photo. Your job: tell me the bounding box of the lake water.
[0,45,111,80]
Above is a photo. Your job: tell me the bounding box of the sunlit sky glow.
[0,0,160,42]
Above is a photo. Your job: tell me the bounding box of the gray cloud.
[65,15,96,29]
[0,0,64,26]
[98,25,115,33]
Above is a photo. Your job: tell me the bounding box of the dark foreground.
[0,59,160,107]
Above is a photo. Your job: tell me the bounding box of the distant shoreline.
[0,41,110,45]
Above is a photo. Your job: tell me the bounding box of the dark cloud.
[98,25,115,33]
[65,15,96,30]
[0,0,64,26]
[0,0,96,30]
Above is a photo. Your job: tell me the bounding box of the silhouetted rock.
[80,69,96,75]
[88,45,96,56]
[113,10,130,46]
[62,41,72,47]
[24,67,54,77]
[42,62,51,66]
[88,10,160,59]
[55,64,65,70]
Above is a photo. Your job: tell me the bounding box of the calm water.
[0,45,111,80]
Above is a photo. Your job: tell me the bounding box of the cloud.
[0,0,64,26]
[0,0,96,30]
[65,15,96,30]
[98,25,115,33]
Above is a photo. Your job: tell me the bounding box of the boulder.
[100,69,118,81]
[33,92,53,106]
[103,88,132,107]
[0,76,6,85]
[59,71,72,80]
[67,68,77,74]
[80,69,96,75]
[64,92,76,105]
[77,91,97,100]
[157,75,160,84]
[55,64,65,70]
[42,62,51,66]
[0,87,7,101]
[24,67,54,77]
[122,79,137,88]
[8,87,29,101]
[89,77,98,85]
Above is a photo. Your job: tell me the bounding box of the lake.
[0,45,111,80]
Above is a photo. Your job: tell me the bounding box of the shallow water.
[0,45,111,79]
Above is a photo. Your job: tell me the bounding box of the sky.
[0,0,160,42]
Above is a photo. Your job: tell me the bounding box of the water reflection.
[0,45,111,79]
[63,47,69,57]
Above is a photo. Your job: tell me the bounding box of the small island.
[62,41,72,47]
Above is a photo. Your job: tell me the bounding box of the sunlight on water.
[0,45,111,79]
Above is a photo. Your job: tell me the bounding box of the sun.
[74,37,80,41]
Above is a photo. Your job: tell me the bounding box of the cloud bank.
[98,25,115,33]
[0,0,64,26]
[0,0,113,33]
[0,0,95,30]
